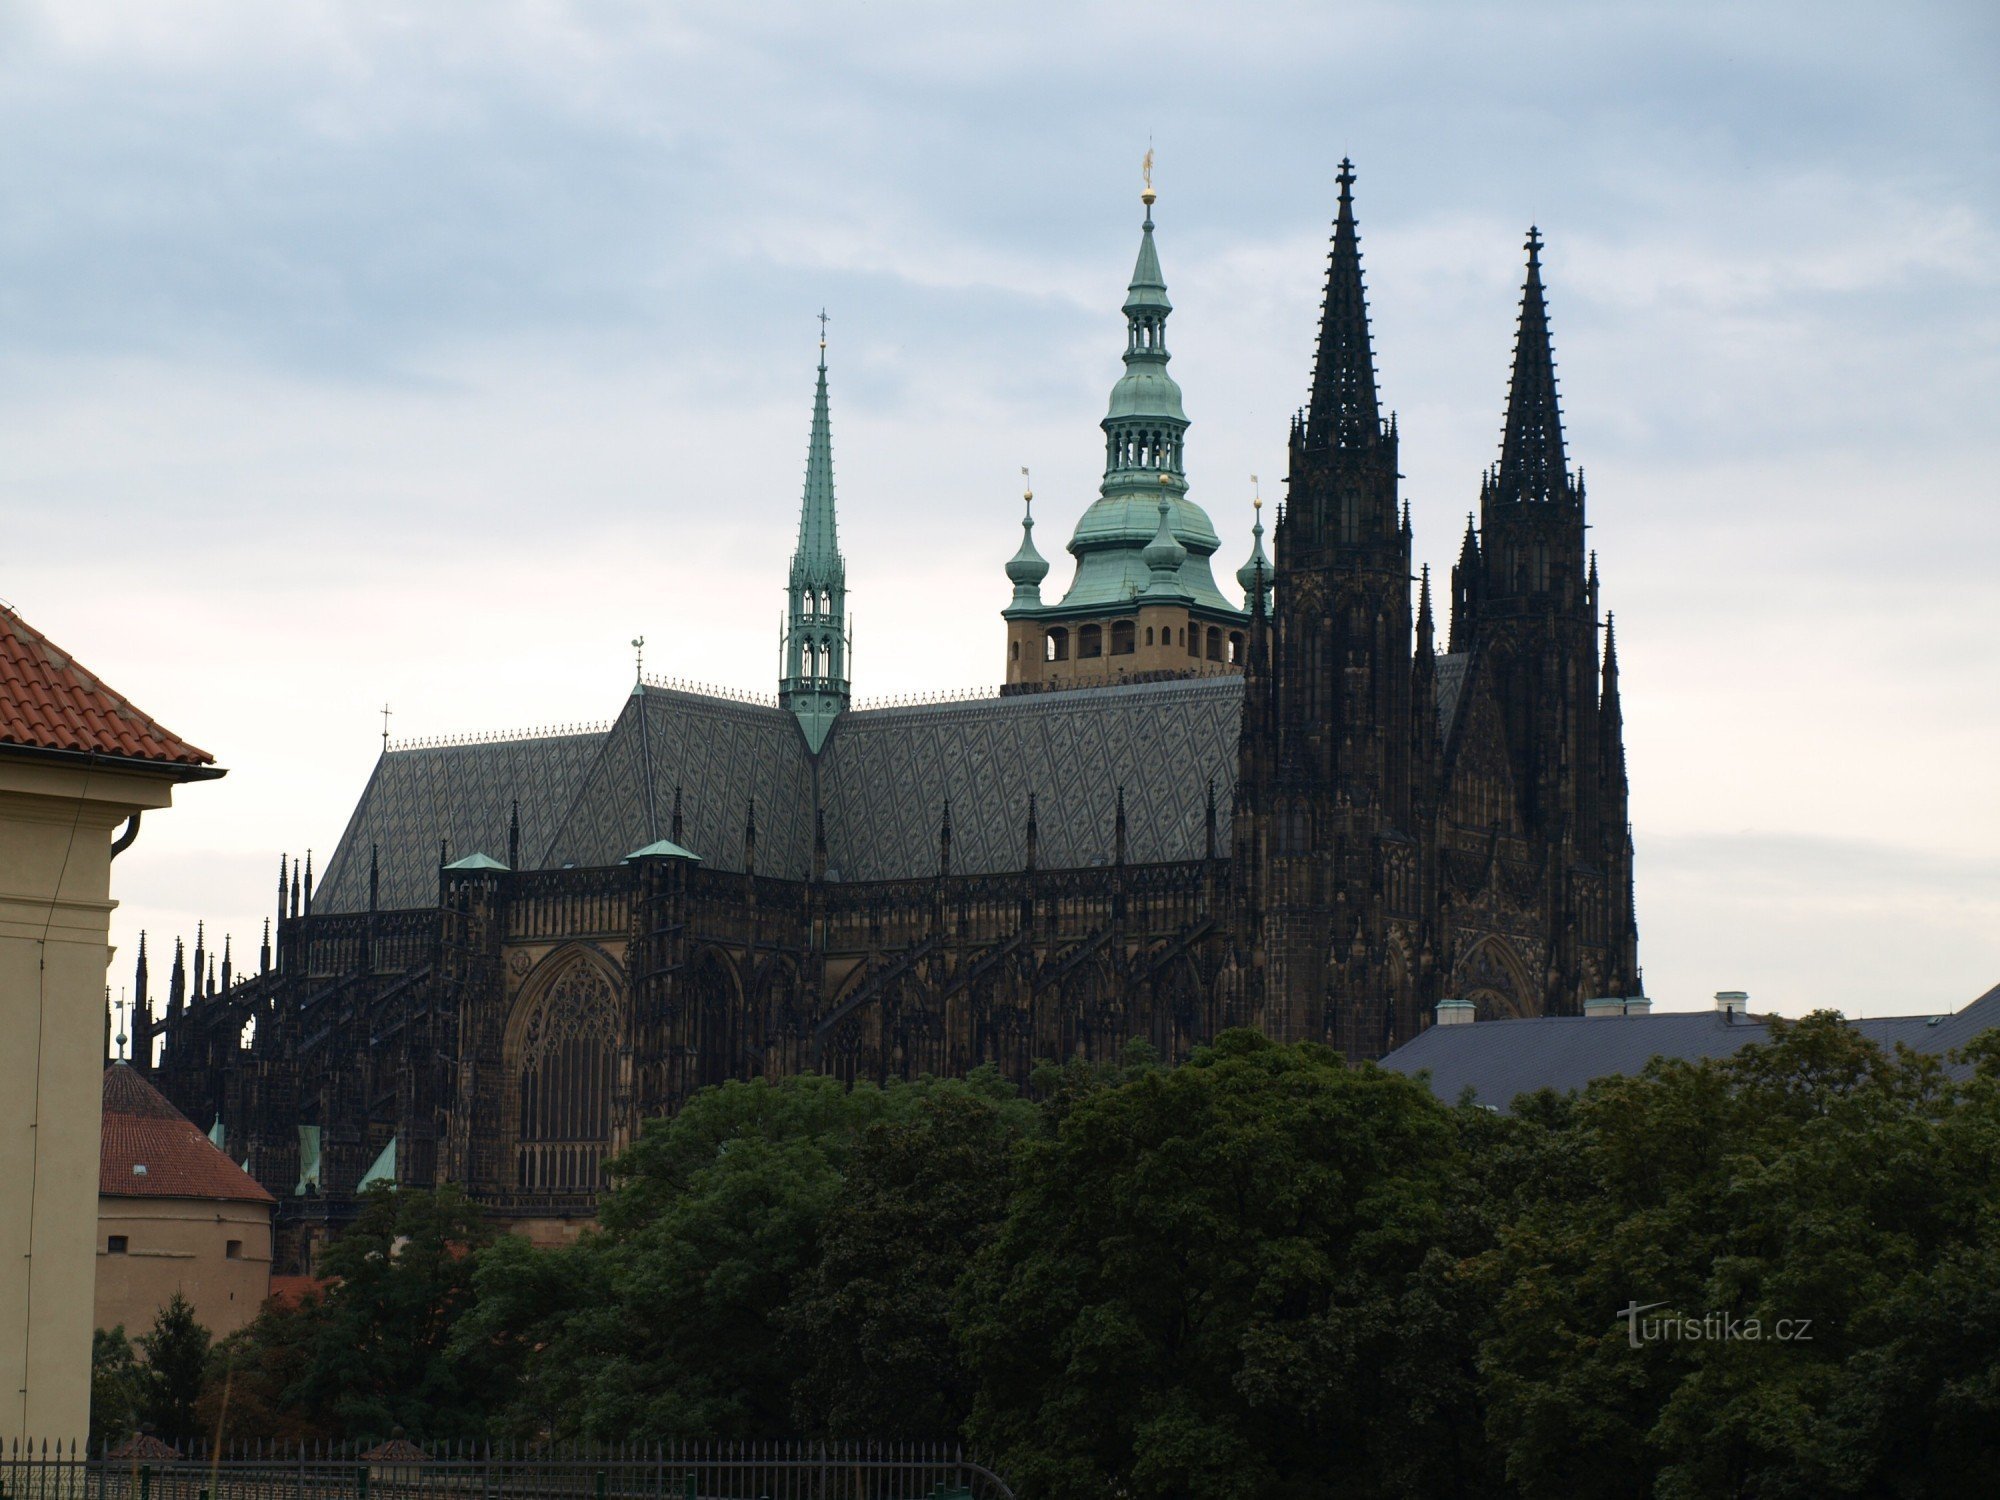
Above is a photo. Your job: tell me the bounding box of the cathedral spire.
[1236,495,1272,611]
[1305,159,1383,452]
[1494,227,1571,505]
[1416,564,1435,656]
[780,319,851,752]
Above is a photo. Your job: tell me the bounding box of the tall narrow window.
[514,962,620,1196]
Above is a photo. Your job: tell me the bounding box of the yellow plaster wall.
[0,759,178,1445]
[94,1197,273,1343]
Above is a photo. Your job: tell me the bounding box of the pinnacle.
[1494,227,1571,504]
[1305,158,1382,452]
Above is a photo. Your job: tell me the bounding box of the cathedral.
[140,162,1638,1260]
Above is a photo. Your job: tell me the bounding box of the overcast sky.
[4,0,1994,1023]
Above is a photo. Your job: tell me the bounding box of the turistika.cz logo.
[1619,1302,1814,1348]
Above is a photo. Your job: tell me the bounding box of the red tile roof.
[100,1064,275,1205]
[0,603,214,768]
[266,1274,329,1310]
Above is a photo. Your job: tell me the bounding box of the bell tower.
[779,319,851,752]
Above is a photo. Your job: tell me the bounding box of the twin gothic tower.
[1007,160,1638,1047]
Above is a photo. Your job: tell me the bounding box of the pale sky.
[4,0,1994,1023]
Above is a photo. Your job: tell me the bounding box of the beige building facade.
[96,1065,274,1342]
[0,604,219,1445]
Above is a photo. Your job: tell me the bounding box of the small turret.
[1005,487,1049,607]
[1236,495,1272,612]
[1140,492,1191,600]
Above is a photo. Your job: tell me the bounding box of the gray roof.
[315,676,1248,908]
[818,675,1242,881]
[315,729,609,910]
[1379,983,2000,1109]
[544,688,815,878]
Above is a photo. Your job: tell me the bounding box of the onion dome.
[1141,490,1191,600]
[1236,497,1272,609]
[1006,491,1050,606]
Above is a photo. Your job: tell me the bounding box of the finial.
[1020,465,1032,510]
[114,989,128,1062]
[1337,156,1356,193]
[380,702,392,751]
[631,635,645,683]
[1526,225,1543,265]
[817,307,830,358]
[1141,144,1156,210]
[1251,474,1262,512]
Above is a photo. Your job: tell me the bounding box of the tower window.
[226,1239,243,1260]
[1144,627,1153,646]
[1047,628,1069,662]
[1079,625,1103,658]
[1187,627,1198,656]
[1010,640,1020,663]
[106,1236,127,1254]
[1228,632,1244,665]
[1111,620,1136,655]
[1206,627,1222,662]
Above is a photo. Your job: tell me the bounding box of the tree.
[785,1071,1036,1436]
[1474,1012,1998,1498]
[138,1294,211,1452]
[955,1030,1498,1500]
[89,1327,141,1454]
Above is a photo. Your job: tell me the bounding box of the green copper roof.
[624,837,703,862]
[442,851,509,871]
[1023,194,1244,623]
[1004,495,1050,610]
[1235,501,1272,610]
[793,348,843,583]
[781,333,851,753]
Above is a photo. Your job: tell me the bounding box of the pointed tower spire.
[1005,484,1049,608]
[1024,790,1039,872]
[220,933,233,994]
[1305,159,1383,452]
[671,784,685,846]
[1236,494,1272,612]
[780,316,851,752]
[938,800,953,879]
[1600,611,1626,790]
[1449,512,1481,653]
[1416,564,1435,656]
[1494,227,1571,505]
[507,799,521,870]
[168,935,185,1019]
[260,918,272,974]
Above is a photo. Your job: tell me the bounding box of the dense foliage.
[172,1018,2000,1498]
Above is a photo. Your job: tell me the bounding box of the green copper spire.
[780,317,850,753]
[1043,174,1242,620]
[1140,490,1192,601]
[1235,496,1272,611]
[1004,483,1050,609]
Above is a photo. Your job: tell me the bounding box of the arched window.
[1144,626,1154,646]
[1187,626,1198,656]
[1010,640,1020,663]
[1047,628,1069,662]
[1111,619,1136,655]
[514,960,621,1196]
[1079,625,1103,658]
[1228,632,1244,665]
[1206,627,1222,662]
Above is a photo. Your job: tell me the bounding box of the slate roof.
[0,603,214,770]
[312,665,1497,910]
[543,687,815,878]
[315,728,609,910]
[1380,982,2000,1110]
[101,1064,275,1205]
[818,676,1242,880]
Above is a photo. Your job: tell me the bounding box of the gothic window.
[513,959,621,1196]
[1079,625,1103,658]
[1340,492,1359,544]
[1011,640,1020,663]
[1047,628,1069,662]
[1111,620,1136,655]
[689,952,740,1093]
[1532,541,1550,593]
[1144,626,1154,646]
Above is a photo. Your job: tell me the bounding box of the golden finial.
[1021,465,1033,508]
[1252,474,1262,511]
[1141,146,1156,207]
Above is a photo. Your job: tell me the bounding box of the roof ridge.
[0,603,213,767]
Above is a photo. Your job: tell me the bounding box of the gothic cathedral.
[140,163,1637,1260]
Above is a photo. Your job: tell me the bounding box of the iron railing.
[1,1441,1011,1500]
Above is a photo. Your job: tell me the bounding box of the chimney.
[1435,998,1475,1027]
[1584,995,1654,1018]
[1715,990,1749,1021]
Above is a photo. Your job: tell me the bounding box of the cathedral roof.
[315,728,609,910]
[0,602,218,773]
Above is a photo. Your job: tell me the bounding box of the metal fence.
[0,1442,1012,1500]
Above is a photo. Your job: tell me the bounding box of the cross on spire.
[1305,157,1384,453]
[380,703,392,750]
